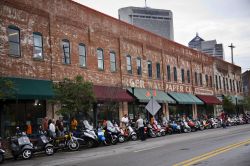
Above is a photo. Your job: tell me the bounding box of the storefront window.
[96,102,119,125]
[0,100,46,137]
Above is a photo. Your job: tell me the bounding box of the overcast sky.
[74,0,250,72]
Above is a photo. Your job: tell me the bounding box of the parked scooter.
[113,122,126,143]
[146,122,156,138]
[187,119,197,132]
[104,121,120,145]
[30,128,54,156]
[180,120,191,133]
[49,131,80,151]
[97,128,109,145]
[0,137,5,163]
[208,118,218,128]
[75,120,99,148]
[10,131,34,160]
[169,121,181,134]
[123,123,137,141]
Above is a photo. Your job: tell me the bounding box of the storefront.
[127,88,176,122]
[0,77,54,137]
[196,95,222,118]
[93,85,134,127]
[168,92,204,119]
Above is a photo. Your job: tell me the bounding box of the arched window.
[33,32,43,59]
[136,57,142,75]
[8,25,20,57]
[148,61,152,78]
[173,67,177,82]
[126,55,132,74]
[79,43,86,67]
[110,51,116,72]
[97,48,104,70]
[62,39,70,64]
[156,63,161,79]
[167,65,171,81]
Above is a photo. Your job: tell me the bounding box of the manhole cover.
[180,148,189,150]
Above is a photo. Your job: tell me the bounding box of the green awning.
[168,92,204,105]
[127,88,175,103]
[2,77,54,99]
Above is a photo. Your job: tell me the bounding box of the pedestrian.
[121,114,129,128]
[42,116,49,131]
[136,115,145,141]
[56,119,64,137]
[48,119,56,138]
[70,117,78,131]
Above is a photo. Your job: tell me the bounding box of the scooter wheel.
[22,149,32,159]
[45,146,54,156]
[118,136,125,143]
[161,131,166,136]
[68,140,80,151]
[131,134,137,141]
[87,140,95,148]
[0,154,4,163]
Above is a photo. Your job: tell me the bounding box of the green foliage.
[242,96,250,111]
[0,78,15,100]
[222,95,235,114]
[52,75,96,116]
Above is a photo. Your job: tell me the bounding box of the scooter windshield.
[106,121,114,128]
[83,120,93,130]
[18,136,31,145]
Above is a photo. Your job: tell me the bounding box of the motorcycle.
[187,119,197,132]
[169,121,181,134]
[113,123,126,143]
[152,123,162,137]
[10,132,34,160]
[97,128,109,145]
[104,121,121,145]
[30,131,54,156]
[146,122,156,138]
[0,137,5,163]
[50,131,80,151]
[123,123,137,141]
[75,120,99,148]
[180,120,191,133]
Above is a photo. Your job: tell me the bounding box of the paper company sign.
[165,83,192,93]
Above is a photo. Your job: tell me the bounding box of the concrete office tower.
[118,6,174,41]
[188,34,224,60]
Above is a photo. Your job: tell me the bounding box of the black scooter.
[0,137,5,163]
[10,132,34,160]
[30,130,54,156]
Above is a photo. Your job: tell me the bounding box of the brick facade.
[0,0,243,119]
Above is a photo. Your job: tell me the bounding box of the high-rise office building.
[188,34,224,60]
[118,6,174,40]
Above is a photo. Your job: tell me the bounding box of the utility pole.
[228,43,235,64]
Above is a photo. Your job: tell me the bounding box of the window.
[219,76,222,89]
[195,72,198,85]
[62,39,70,64]
[215,75,218,90]
[223,77,226,91]
[33,32,43,59]
[226,78,229,90]
[210,76,213,87]
[232,80,235,92]
[136,58,142,75]
[110,52,116,72]
[97,48,104,70]
[230,79,232,91]
[187,70,190,83]
[156,63,161,79]
[148,61,152,78]
[181,69,185,83]
[8,25,20,56]
[167,65,171,81]
[205,75,208,86]
[79,43,86,67]
[200,73,203,86]
[236,81,239,93]
[126,55,132,74]
[173,67,177,82]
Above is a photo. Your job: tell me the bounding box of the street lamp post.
[131,82,135,120]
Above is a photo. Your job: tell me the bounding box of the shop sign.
[165,83,192,93]
[194,88,214,95]
[123,78,164,90]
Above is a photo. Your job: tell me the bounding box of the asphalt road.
[4,124,250,166]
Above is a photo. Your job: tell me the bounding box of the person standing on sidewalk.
[136,115,145,141]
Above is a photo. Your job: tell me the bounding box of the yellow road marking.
[173,139,250,166]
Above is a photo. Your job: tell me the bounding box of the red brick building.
[0,0,243,137]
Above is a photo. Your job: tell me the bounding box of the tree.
[0,78,15,100]
[242,96,250,112]
[222,95,235,115]
[52,75,96,117]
